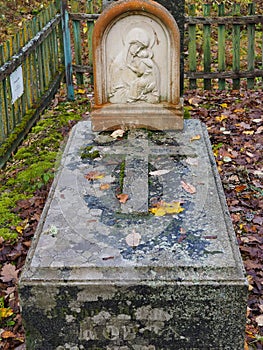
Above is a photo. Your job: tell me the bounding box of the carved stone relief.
[105,16,169,104]
[91,0,184,130]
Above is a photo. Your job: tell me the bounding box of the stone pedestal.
[19,120,247,350]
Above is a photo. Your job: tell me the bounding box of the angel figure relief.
[109,26,160,104]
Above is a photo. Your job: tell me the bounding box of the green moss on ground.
[0,92,89,242]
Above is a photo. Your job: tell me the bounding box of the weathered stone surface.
[91,0,184,131]
[19,120,247,349]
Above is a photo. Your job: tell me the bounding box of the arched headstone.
[91,0,183,131]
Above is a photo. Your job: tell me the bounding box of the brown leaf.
[0,263,19,283]
[100,183,110,191]
[116,193,129,204]
[181,180,196,194]
[1,330,16,339]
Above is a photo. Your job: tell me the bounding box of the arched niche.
[91,0,183,131]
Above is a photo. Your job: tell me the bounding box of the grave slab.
[19,119,247,350]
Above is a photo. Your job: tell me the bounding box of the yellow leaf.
[220,103,228,108]
[243,130,254,135]
[190,135,201,142]
[150,207,166,216]
[0,307,13,318]
[16,226,24,234]
[85,171,105,181]
[15,218,29,234]
[149,201,184,216]
[76,89,86,94]
[165,202,184,214]
[83,26,88,34]
[215,114,228,122]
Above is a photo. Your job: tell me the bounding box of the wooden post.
[188,4,197,89]
[61,0,74,100]
[247,2,255,89]
[232,3,241,90]
[218,3,226,90]
[203,4,211,90]
[87,0,94,84]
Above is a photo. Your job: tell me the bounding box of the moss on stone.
[81,146,100,160]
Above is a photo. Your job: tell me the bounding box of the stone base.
[19,120,247,350]
[91,101,184,131]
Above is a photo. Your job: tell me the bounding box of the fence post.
[218,3,226,90]
[232,3,241,89]
[247,2,255,89]
[203,4,211,90]
[61,0,75,100]
[188,4,197,89]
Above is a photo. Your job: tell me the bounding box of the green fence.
[185,2,263,89]
[0,2,63,167]
[64,1,263,95]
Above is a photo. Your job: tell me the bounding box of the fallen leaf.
[255,125,263,134]
[247,275,254,291]
[188,97,201,106]
[252,118,262,123]
[255,315,263,327]
[223,156,232,163]
[190,134,201,142]
[149,201,184,216]
[243,130,254,135]
[100,183,110,191]
[111,129,125,139]
[15,219,29,234]
[0,263,19,283]
[181,181,196,194]
[244,341,249,350]
[76,88,86,94]
[125,231,141,247]
[116,193,129,203]
[0,308,14,319]
[85,171,105,181]
[1,330,16,339]
[235,185,247,192]
[149,169,170,176]
[220,103,228,108]
[234,108,245,114]
[215,114,228,122]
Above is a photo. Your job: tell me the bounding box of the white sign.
[10,65,24,104]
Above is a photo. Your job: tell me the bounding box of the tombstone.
[19,1,247,349]
[91,0,183,131]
